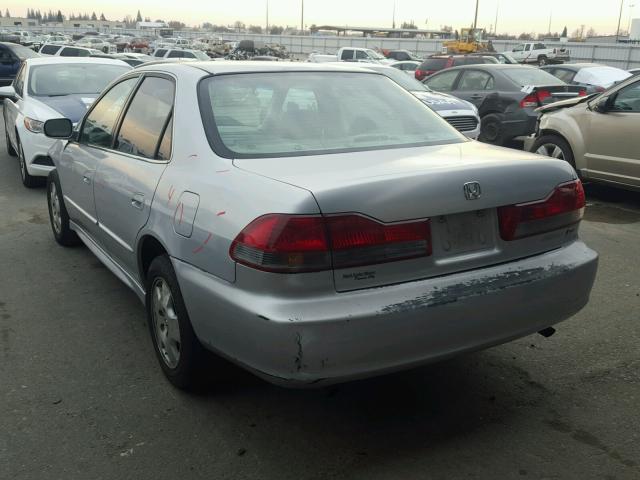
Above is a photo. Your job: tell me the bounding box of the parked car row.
[1,59,599,391]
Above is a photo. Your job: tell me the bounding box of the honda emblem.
[463,182,482,200]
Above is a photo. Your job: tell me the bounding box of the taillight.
[230,214,432,273]
[578,89,587,96]
[498,180,586,241]
[520,90,551,108]
[595,86,606,92]
[415,69,424,80]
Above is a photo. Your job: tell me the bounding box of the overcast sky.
[4,0,639,35]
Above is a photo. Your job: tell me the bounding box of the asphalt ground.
[1,116,639,480]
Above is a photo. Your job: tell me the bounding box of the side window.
[424,70,460,92]
[340,49,354,60]
[154,49,167,58]
[513,44,524,52]
[183,51,196,59]
[524,44,531,51]
[13,64,26,97]
[167,50,182,58]
[612,82,640,112]
[80,77,138,148]
[115,77,175,159]
[534,43,546,50]
[60,47,79,57]
[552,69,576,83]
[458,70,495,91]
[0,46,14,63]
[355,50,368,60]
[40,45,60,55]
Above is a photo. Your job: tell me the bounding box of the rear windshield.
[199,72,464,158]
[28,64,130,96]
[503,68,565,87]
[419,58,448,70]
[366,66,428,92]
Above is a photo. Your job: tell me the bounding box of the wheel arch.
[138,234,170,283]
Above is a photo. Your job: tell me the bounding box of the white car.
[391,60,421,76]
[39,44,103,57]
[152,48,210,60]
[75,37,117,54]
[0,57,131,187]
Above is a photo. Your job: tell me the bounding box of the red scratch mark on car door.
[192,232,213,254]
[167,186,176,206]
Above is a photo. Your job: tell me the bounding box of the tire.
[538,55,548,66]
[47,170,81,247]
[17,135,44,188]
[531,134,577,170]
[146,255,207,390]
[4,122,16,157]
[479,113,506,146]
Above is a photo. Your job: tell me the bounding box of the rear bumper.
[502,113,538,141]
[174,241,598,387]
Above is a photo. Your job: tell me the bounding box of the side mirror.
[0,85,16,101]
[44,118,73,139]
[590,96,612,114]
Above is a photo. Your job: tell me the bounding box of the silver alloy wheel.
[536,143,565,160]
[49,182,62,235]
[151,278,181,369]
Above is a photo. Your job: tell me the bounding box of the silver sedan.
[42,62,598,389]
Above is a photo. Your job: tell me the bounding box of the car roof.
[24,57,131,67]
[135,60,382,75]
[543,63,607,70]
[435,63,536,72]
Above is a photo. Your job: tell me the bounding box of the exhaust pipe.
[538,327,556,338]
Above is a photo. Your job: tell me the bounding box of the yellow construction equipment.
[443,28,493,54]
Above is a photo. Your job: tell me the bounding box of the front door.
[453,69,495,108]
[94,75,175,276]
[59,77,139,236]
[584,81,640,188]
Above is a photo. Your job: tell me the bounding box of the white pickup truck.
[308,47,394,65]
[504,42,570,66]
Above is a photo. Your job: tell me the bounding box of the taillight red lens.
[520,90,552,108]
[327,215,432,269]
[230,214,432,273]
[498,180,586,241]
[578,89,587,97]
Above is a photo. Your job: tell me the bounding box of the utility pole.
[548,10,552,35]
[301,0,304,34]
[266,0,269,34]
[627,3,636,34]
[494,1,499,35]
[392,0,396,29]
[616,0,624,42]
[473,0,480,29]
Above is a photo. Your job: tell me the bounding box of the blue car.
[0,42,40,86]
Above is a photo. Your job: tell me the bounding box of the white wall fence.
[23,26,640,69]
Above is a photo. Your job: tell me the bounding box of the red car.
[415,55,499,81]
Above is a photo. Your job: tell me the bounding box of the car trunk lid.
[234,142,579,291]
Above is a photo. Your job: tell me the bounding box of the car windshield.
[366,49,386,60]
[367,66,428,92]
[28,64,130,96]
[193,50,210,60]
[9,44,40,60]
[200,72,464,158]
[503,68,565,87]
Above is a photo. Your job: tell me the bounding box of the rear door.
[453,69,495,107]
[58,76,140,237]
[93,75,174,275]
[0,44,19,85]
[584,80,640,187]
[423,69,462,93]
[3,62,26,151]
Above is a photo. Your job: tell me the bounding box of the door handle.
[82,175,91,184]
[131,193,144,210]
[470,94,484,99]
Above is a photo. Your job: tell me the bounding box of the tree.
[234,21,246,31]
[56,10,64,22]
[167,20,185,29]
[518,32,534,40]
[401,21,417,29]
[561,26,568,38]
[136,10,143,22]
[248,25,263,34]
[586,28,597,38]
[100,13,106,21]
[5,9,10,18]
[202,22,213,29]
[0,10,3,18]
[270,25,284,35]
[91,12,97,21]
